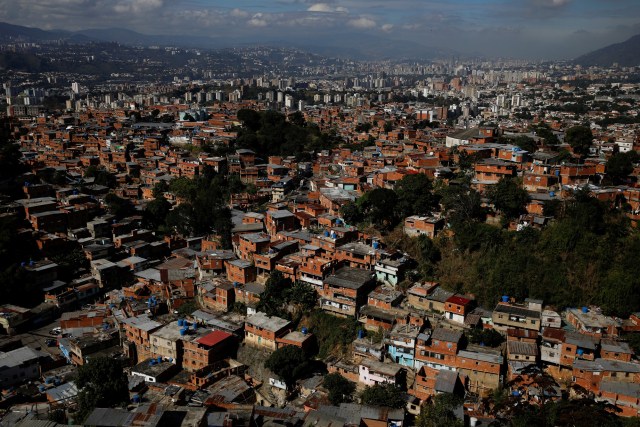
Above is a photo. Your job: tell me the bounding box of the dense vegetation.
[235,109,340,159]
[323,372,356,405]
[256,271,317,320]
[74,357,129,423]
[142,172,236,246]
[364,174,640,317]
[360,383,406,409]
[302,311,359,359]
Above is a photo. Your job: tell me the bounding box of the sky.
[1,0,640,59]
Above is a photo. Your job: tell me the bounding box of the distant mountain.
[0,21,450,60]
[0,22,71,41]
[575,34,640,67]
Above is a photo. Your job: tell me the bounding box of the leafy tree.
[340,202,362,226]
[360,383,406,408]
[357,188,399,230]
[383,121,394,133]
[606,151,638,184]
[565,125,593,157]
[488,178,530,220]
[467,328,505,347]
[531,124,559,147]
[415,393,464,427]
[84,165,116,188]
[289,111,306,127]
[0,141,26,181]
[416,234,441,278]
[323,373,356,405]
[75,357,129,423]
[439,184,484,228]
[143,197,171,230]
[256,271,292,317]
[305,311,358,358]
[395,173,437,218]
[286,281,318,316]
[176,300,198,317]
[264,345,311,388]
[104,193,135,219]
[513,135,538,153]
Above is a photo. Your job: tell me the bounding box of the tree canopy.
[360,383,406,408]
[565,125,593,157]
[235,109,339,156]
[323,373,356,405]
[74,357,129,423]
[264,345,312,388]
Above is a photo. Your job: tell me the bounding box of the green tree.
[395,173,437,218]
[357,188,399,229]
[565,125,593,157]
[104,193,135,219]
[84,165,116,188]
[143,197,171,231]
[606,151,638,184]
[467,328,504,347]
[75,357,129,423]
[264,345,311,388]
[513,135,538,153]
[415,393,464,427]
[286,281,318,316]
[256,271,292,317]
[323,373,356,405]
[0,140,26,181]
[360,383,406,408]
[488,178,530,220]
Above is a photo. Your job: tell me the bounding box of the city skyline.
[1,0,640,59]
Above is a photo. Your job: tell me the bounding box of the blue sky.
[2,0,640,59]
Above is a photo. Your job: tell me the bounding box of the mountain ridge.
[574,34,640,67]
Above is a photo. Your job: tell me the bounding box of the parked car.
[49,327,61,336]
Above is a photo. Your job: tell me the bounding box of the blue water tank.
[555,169,560,176]
[149,360,156,366]
[336,219,342,225]
[132,394,141,403]
[502,295,509,303]
[180,328,188,336]
[323,230,330,237]
[38,385,46,393]
[358,329,364,339]
[301,327,308,335]
[157,356,162,364]
[233,282,239,288]
[582,306,589,313]
[549,191,555,197]
[45,377,53,385]
[577,348,584,356]
[512,390,520,397]
[178,319,184,327]
[330,231,337,239]
[192,323,197,331]
[372,241,380,249]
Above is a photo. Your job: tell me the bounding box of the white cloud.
[533,0,571,8]
[347,16,376,29]
[230,8,249,18]
[113,0,164,14]
[381,23,394,32]
[248,13,269,27]
[307,3,348,13]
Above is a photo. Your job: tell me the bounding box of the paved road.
[15,320,63,358]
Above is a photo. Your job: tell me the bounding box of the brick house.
[182,330,235,372]
[320,267,376,317]
[244,312,291,351]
